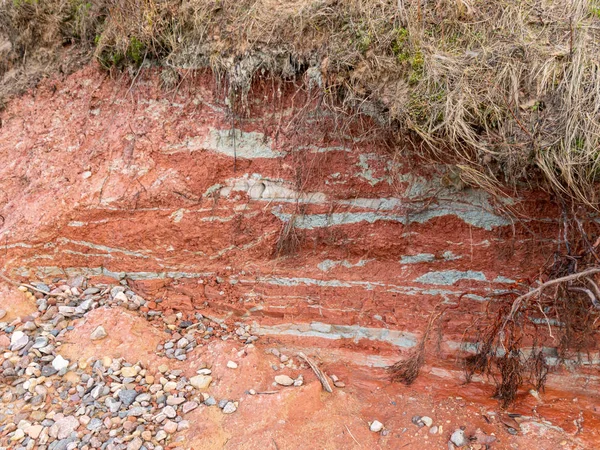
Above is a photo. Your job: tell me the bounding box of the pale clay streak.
[164,128,283,158]
[56,238,149,258]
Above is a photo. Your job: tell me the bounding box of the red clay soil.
[0,63,599,448]
[55,296,598,450]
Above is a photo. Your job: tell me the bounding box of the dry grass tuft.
[389,308,443,384]
[273,213,304,258]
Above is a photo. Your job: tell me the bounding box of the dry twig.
[296,352,333,393]
[0,272,68,298]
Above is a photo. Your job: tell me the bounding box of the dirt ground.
[0,283,592,450]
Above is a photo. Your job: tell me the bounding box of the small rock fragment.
[163,405,176,418]
[163,420,178,434]
[421,416,433,427]
[222,402,237,414]
[226,360,238,369]
[90,325,107,340]
[156,430,167,441]
[370,420,384,432]
[127,437,143,450]
[52,355,70,371]
[118,389,138,406]
[26,424,43,439]
[450,429,468,447]
[274,375,294,386]
[10,331,29,351]
[190,375,213,390]
[182,401,199,414]
[120,366,138,378]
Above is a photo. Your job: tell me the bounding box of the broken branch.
[504,267,600,324]
[296,351,333,393]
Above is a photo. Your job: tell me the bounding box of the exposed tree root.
[389,309,444,385]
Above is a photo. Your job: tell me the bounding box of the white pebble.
[226,361,238,369]
[370,420,384,432]
[52,355,70,371]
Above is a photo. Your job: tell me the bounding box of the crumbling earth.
[0,277,596,449]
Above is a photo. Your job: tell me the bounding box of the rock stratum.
[1,64,599,449]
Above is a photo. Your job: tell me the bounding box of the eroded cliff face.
[3,63,600,448]
[0,65,566,363]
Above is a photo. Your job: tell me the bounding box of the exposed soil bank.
[0,64,599,448]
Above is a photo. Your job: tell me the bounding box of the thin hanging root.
[389,309,444,385]
[569,287,600,308]
[297,352,333,393]
[388,346,425,385]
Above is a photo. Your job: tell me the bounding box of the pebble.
[42,365,58,376]
[421,416,433,427]
[0,309,6,319]
[163,420,178,434]
[83,287,100,295]
[136,393,152,403]
[182,401,199,413]
[167,395,186,406]
[50,415,79,440]
[11,428,25,441]
[51,355,70,371]
[156,430,167,441]
[0,334,10,349]
[226,360,238,369]
[90,326,107,340]
[163,405,177,418]
[127,437,143,450]
[120,366,138,378]
[163,381,178,392]
[370,420,384,432]
[26,424,43,439]
[222,402,237,414]
[450,429,468,447]
[33,336,49,349]
[114,292,128,302]
[274,375,294,386]
[10,331,29,351]
[118,389,138,406]
[189,375,212,390]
